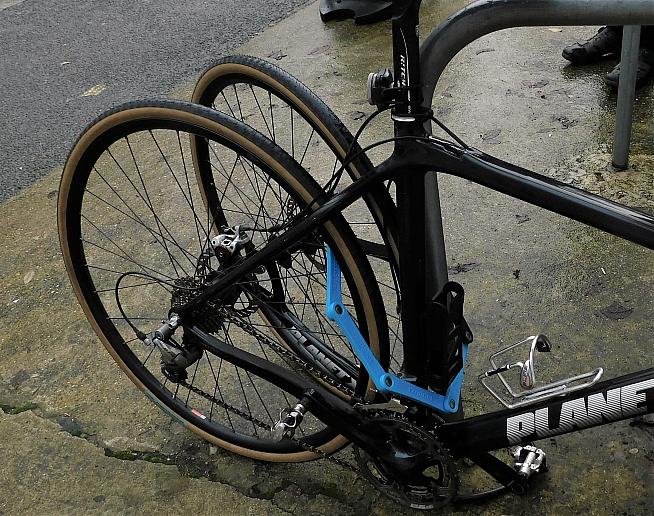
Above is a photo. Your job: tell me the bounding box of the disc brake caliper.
[211,225,251,263]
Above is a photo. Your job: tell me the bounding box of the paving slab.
[1,0,653,514]
[0,410,276,515]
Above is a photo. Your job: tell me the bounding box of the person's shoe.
[605,48,654,89]
[562,26,622,64]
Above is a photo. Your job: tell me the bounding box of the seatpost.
[390,0,432,386]
[390,0,424,118]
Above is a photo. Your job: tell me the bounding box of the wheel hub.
[168,226,259,331]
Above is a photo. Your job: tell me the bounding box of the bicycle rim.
[58,100,389,460]
[192,56,406,374]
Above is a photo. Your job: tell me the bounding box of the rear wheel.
[58,100,389,460]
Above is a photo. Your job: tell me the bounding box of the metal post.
[612,26,641,170]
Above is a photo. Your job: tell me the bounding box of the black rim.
[63,106,384,453]
[195,62,404,373]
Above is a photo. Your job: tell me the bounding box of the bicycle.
[57,0,654,509]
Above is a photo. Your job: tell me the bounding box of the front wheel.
[192,55,411,375]
[58,100,389,461]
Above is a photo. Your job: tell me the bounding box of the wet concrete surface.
[1,0,654,513]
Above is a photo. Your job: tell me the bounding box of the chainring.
[353,413,458,510]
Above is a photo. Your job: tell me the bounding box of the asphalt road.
[0,0,310,203]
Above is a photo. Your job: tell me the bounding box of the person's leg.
[605,26,654,89]
[562,26,622,64]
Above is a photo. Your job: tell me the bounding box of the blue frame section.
[325,247,466,414]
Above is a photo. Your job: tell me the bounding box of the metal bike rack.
[612,26,641,170]
[419,0,654,296]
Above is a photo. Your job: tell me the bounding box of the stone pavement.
[1,0,653,514]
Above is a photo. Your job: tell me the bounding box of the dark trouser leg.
[641,26,654,49]
[605,26,654,89]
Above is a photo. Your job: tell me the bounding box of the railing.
[420,0,654,294]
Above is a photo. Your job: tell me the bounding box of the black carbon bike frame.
[180,0,654,465]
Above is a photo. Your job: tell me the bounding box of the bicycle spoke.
[84,186,199,269]
[65,97,391,456]
[248,85,274,138]
[117,141,184,278]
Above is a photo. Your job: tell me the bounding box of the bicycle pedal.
[511,445,547,478]
[479,334,603,409]
[271,399,308,441]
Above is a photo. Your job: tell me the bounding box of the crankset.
[353,413,458,510]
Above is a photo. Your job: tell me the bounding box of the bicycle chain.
[220,311,362,471]
[179,312,458,489]
[178,308,361,472]
[149,294,469,509]
[179,377,270,431]
[179,374,359,471]
[220,310,358,399]
[164,267,458,495]
[354,412,458,509]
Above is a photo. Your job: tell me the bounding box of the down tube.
[438,368,654,456]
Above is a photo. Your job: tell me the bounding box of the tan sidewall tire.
[191,58,400,274]
[191,59,397,398]
[58,103,383,461]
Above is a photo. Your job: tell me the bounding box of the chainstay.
[180,308,363,471]
[173,316,461,501]
[220,310,358,399]
[222,312,362,470]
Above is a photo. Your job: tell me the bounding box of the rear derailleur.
[142,314,202,383]
[140,226,258,382]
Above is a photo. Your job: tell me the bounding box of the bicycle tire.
[192,55,410,374]
[58,99,389,461]
[191,56,466,420]
[192,55,398,259]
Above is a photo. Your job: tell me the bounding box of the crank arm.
[186,325,391,455]
[466,452,529,495]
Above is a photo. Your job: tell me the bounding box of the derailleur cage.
[142,314,202,382]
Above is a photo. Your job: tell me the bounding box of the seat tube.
[395,158,428,384]
[390,0,431,385]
